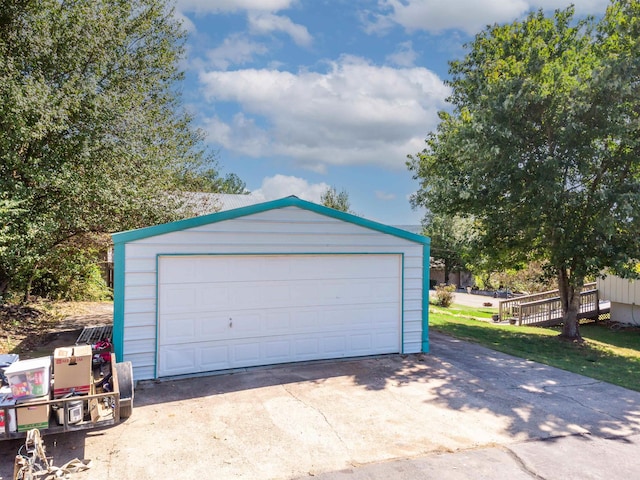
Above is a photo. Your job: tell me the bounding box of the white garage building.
[111,196,430,381]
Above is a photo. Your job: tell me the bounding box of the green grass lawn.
[429,304,640,392]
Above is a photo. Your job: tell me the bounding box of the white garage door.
[157,254,401,377]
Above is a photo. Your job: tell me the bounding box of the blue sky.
[174,0,610,225]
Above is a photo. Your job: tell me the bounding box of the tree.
[175,168,248,194]
[0,0,242,299]
[422,212,472,284]
[408,2,640,341]
[321,187,351,213]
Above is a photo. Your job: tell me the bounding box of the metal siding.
[598,275,640,305]
[117,207,427,381]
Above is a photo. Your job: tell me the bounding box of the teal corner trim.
[401,254,405,354]
[421,243,431,353]
[154,255,160,379]
[110,195,431,368]
[113,243,126,362]
[111,196,430,247]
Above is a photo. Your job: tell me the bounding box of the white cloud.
[251,175,330,203]
[202,113,270,157]
[367,0,611,35]
[173,10,196,33]
[205,34,268,69]
[386,41,418,67]
[199,55,449,170]
[248,12,312,47]
[177,0,295,14]
[376,191,396,201]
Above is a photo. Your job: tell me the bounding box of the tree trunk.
[0,278,9,297]
[557,268,583,341]
[22,263,39,304]
[444,260,450,285]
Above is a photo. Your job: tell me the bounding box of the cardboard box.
[4,357,51,399]
[54,346,92,397]
[0,393,17,433]
[16,395,49,432]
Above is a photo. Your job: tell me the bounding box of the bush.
[434,284,456,307]
[28,245,112,301]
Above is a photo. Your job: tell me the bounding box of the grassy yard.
[429,304,640,392]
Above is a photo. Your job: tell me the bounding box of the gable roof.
[111,195,429,246]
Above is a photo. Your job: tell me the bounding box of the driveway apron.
[1,332,639,479]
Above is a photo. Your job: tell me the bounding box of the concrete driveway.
[1,332,639,479]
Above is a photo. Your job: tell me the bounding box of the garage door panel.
[295,311,320,329]
[373,281,404,300]
[199,345,230,371]
[158,254,401,377]
[351,334,373,352]
[264,340,292,362]
[294,338,320,357]
[232,342,261,365]
[323,336,347,354]
[160,346,197,375]
[374,331,400,350]
[160,314,196,343]
[160,259,196,283]
[162,287,197,313]
[228,312,263,338]
[265,312,291,332]
[200,315,231,337]
[199,285,231,307]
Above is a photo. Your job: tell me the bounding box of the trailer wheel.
[115,361,134,419]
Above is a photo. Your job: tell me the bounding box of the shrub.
[434,284,456,307]
[28,245,112,301]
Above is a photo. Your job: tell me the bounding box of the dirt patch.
[0,301,113,358]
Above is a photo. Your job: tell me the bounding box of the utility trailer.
[1,328,133,440]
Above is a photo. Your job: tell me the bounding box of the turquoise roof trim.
[110,195,431,365]
[421,243,431,353]
[111,196,429,246]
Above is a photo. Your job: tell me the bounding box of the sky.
[174,0,611,225]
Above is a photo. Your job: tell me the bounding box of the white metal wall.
[598,275,640,325]
[121,207,425,380]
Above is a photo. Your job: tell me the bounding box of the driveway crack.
[279,383,352,456]
[504,446,548,479]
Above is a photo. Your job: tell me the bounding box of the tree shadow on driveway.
[134,331,640,449]
[4,332,639,480]
[418,332,640,441]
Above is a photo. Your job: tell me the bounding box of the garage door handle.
[229,318,232,328]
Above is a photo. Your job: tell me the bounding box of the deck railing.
[498,282,596,321]
[514,288,600,327]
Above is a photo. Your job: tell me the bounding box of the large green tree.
[409,2,640,340]
[422,212,473,285]
[0,0,238,299]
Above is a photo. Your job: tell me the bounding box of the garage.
[111,196,430,381]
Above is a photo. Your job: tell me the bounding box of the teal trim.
[154,255,160,379]
[421,243,431,353]
[113,243,126,362]
[111,196,430,246]
[400,254,405,354]
[110,196,432,371]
